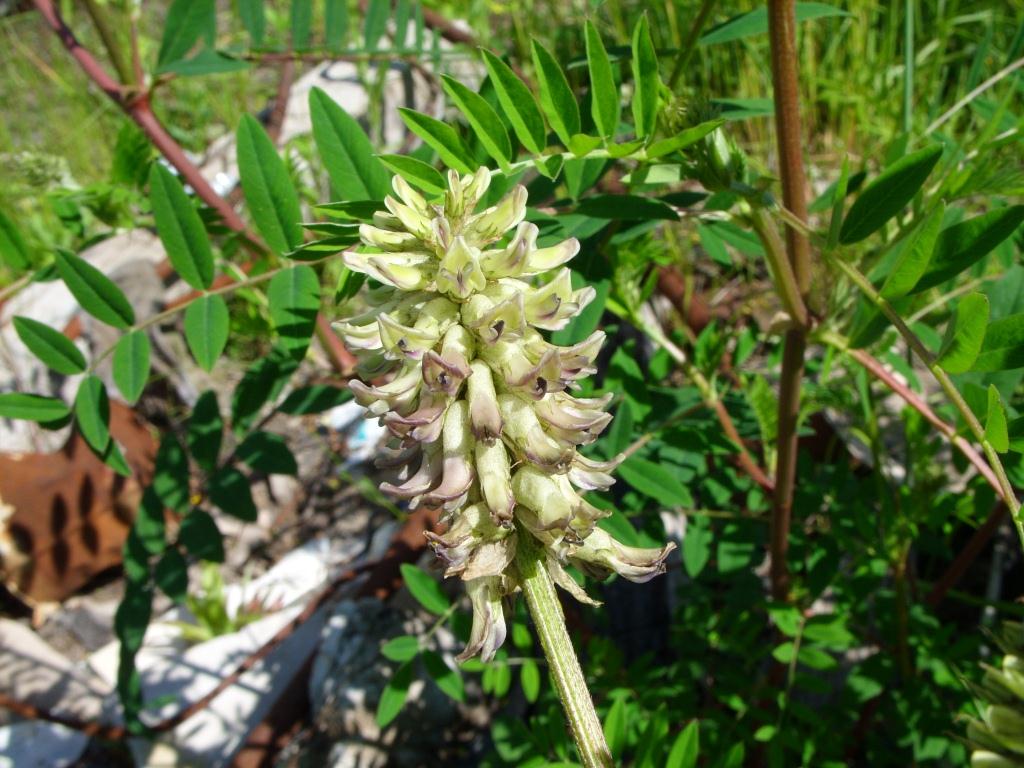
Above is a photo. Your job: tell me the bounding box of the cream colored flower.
[335,168,674,661]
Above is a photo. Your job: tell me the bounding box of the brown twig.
[32,0,357,374]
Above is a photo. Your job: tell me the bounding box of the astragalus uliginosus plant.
[335,167,673,765]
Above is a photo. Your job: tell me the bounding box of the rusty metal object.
[0,401,156,604]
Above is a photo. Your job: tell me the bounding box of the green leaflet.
[584,20,620,141]
[112,330,152,404]
[618,455,691,507]
[480,49,547,155]
[441,75,512,167]
[149,164,214,290]
[237,0,265,46]
[645,120,725,159]
[936,292,988,374]
[378,154,447,195]
[155,550,188,602]
[179,510,225,563]
[839,144,942,244]
[55,250,135,329]
[268,265,321,359]
[74,374,111,454]
[912,206,1024,293]
[985,385,1009,453]
[630,14,659,140]
[237,115,303,256]
[879,202,944,299]
[290,0,312,50]
[13,316,86,375]
[0,207,31,271]
[400,563,450,614]
[236,431,298,475]
[187,390,223,471]
[309,87,392,201]
[398,108,475,173]
[376,660,413,727]
[157,0,215,69]
[0,393,71,423]
[531,40,581,147]
[700,2,849,46]
[324,0,347,50]
[974,313,1024,371]
[208,467,258,521]
[184,294,229,371]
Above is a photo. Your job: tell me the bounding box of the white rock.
[0,720,89,768]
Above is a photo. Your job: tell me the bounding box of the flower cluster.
[335,168,674,661]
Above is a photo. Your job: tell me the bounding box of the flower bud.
[465,361,503,440]
[457,576,507,663]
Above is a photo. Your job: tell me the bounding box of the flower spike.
[334,168,674,661]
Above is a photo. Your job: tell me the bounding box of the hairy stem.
[766,0,813,603]
[516,533,612,768]
[832,257,1024,546]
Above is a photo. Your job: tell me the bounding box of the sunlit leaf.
[913,206,1024,292]
[400,563,450,614]
[113,330,151,404]
[531,40,580,146]
[480,49,546,155]
[398,108,475,173]
[631,14,659,140]
[584,20,620,141]
[184,294,229,371]
[839,144,942,244]
[441,75,512,167]
[237,115,303,256]
[310,87,392,200]
[56,250,135,329]
[13,316,86,375]
[74,375,110,454]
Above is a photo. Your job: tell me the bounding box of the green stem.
[902,0,914,134]
[832,256,1024,547]
[87,258,331,372]
[747,206,809,327]
[80,0,132,85]
[516,533,612,768]
[666,0,717,90]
